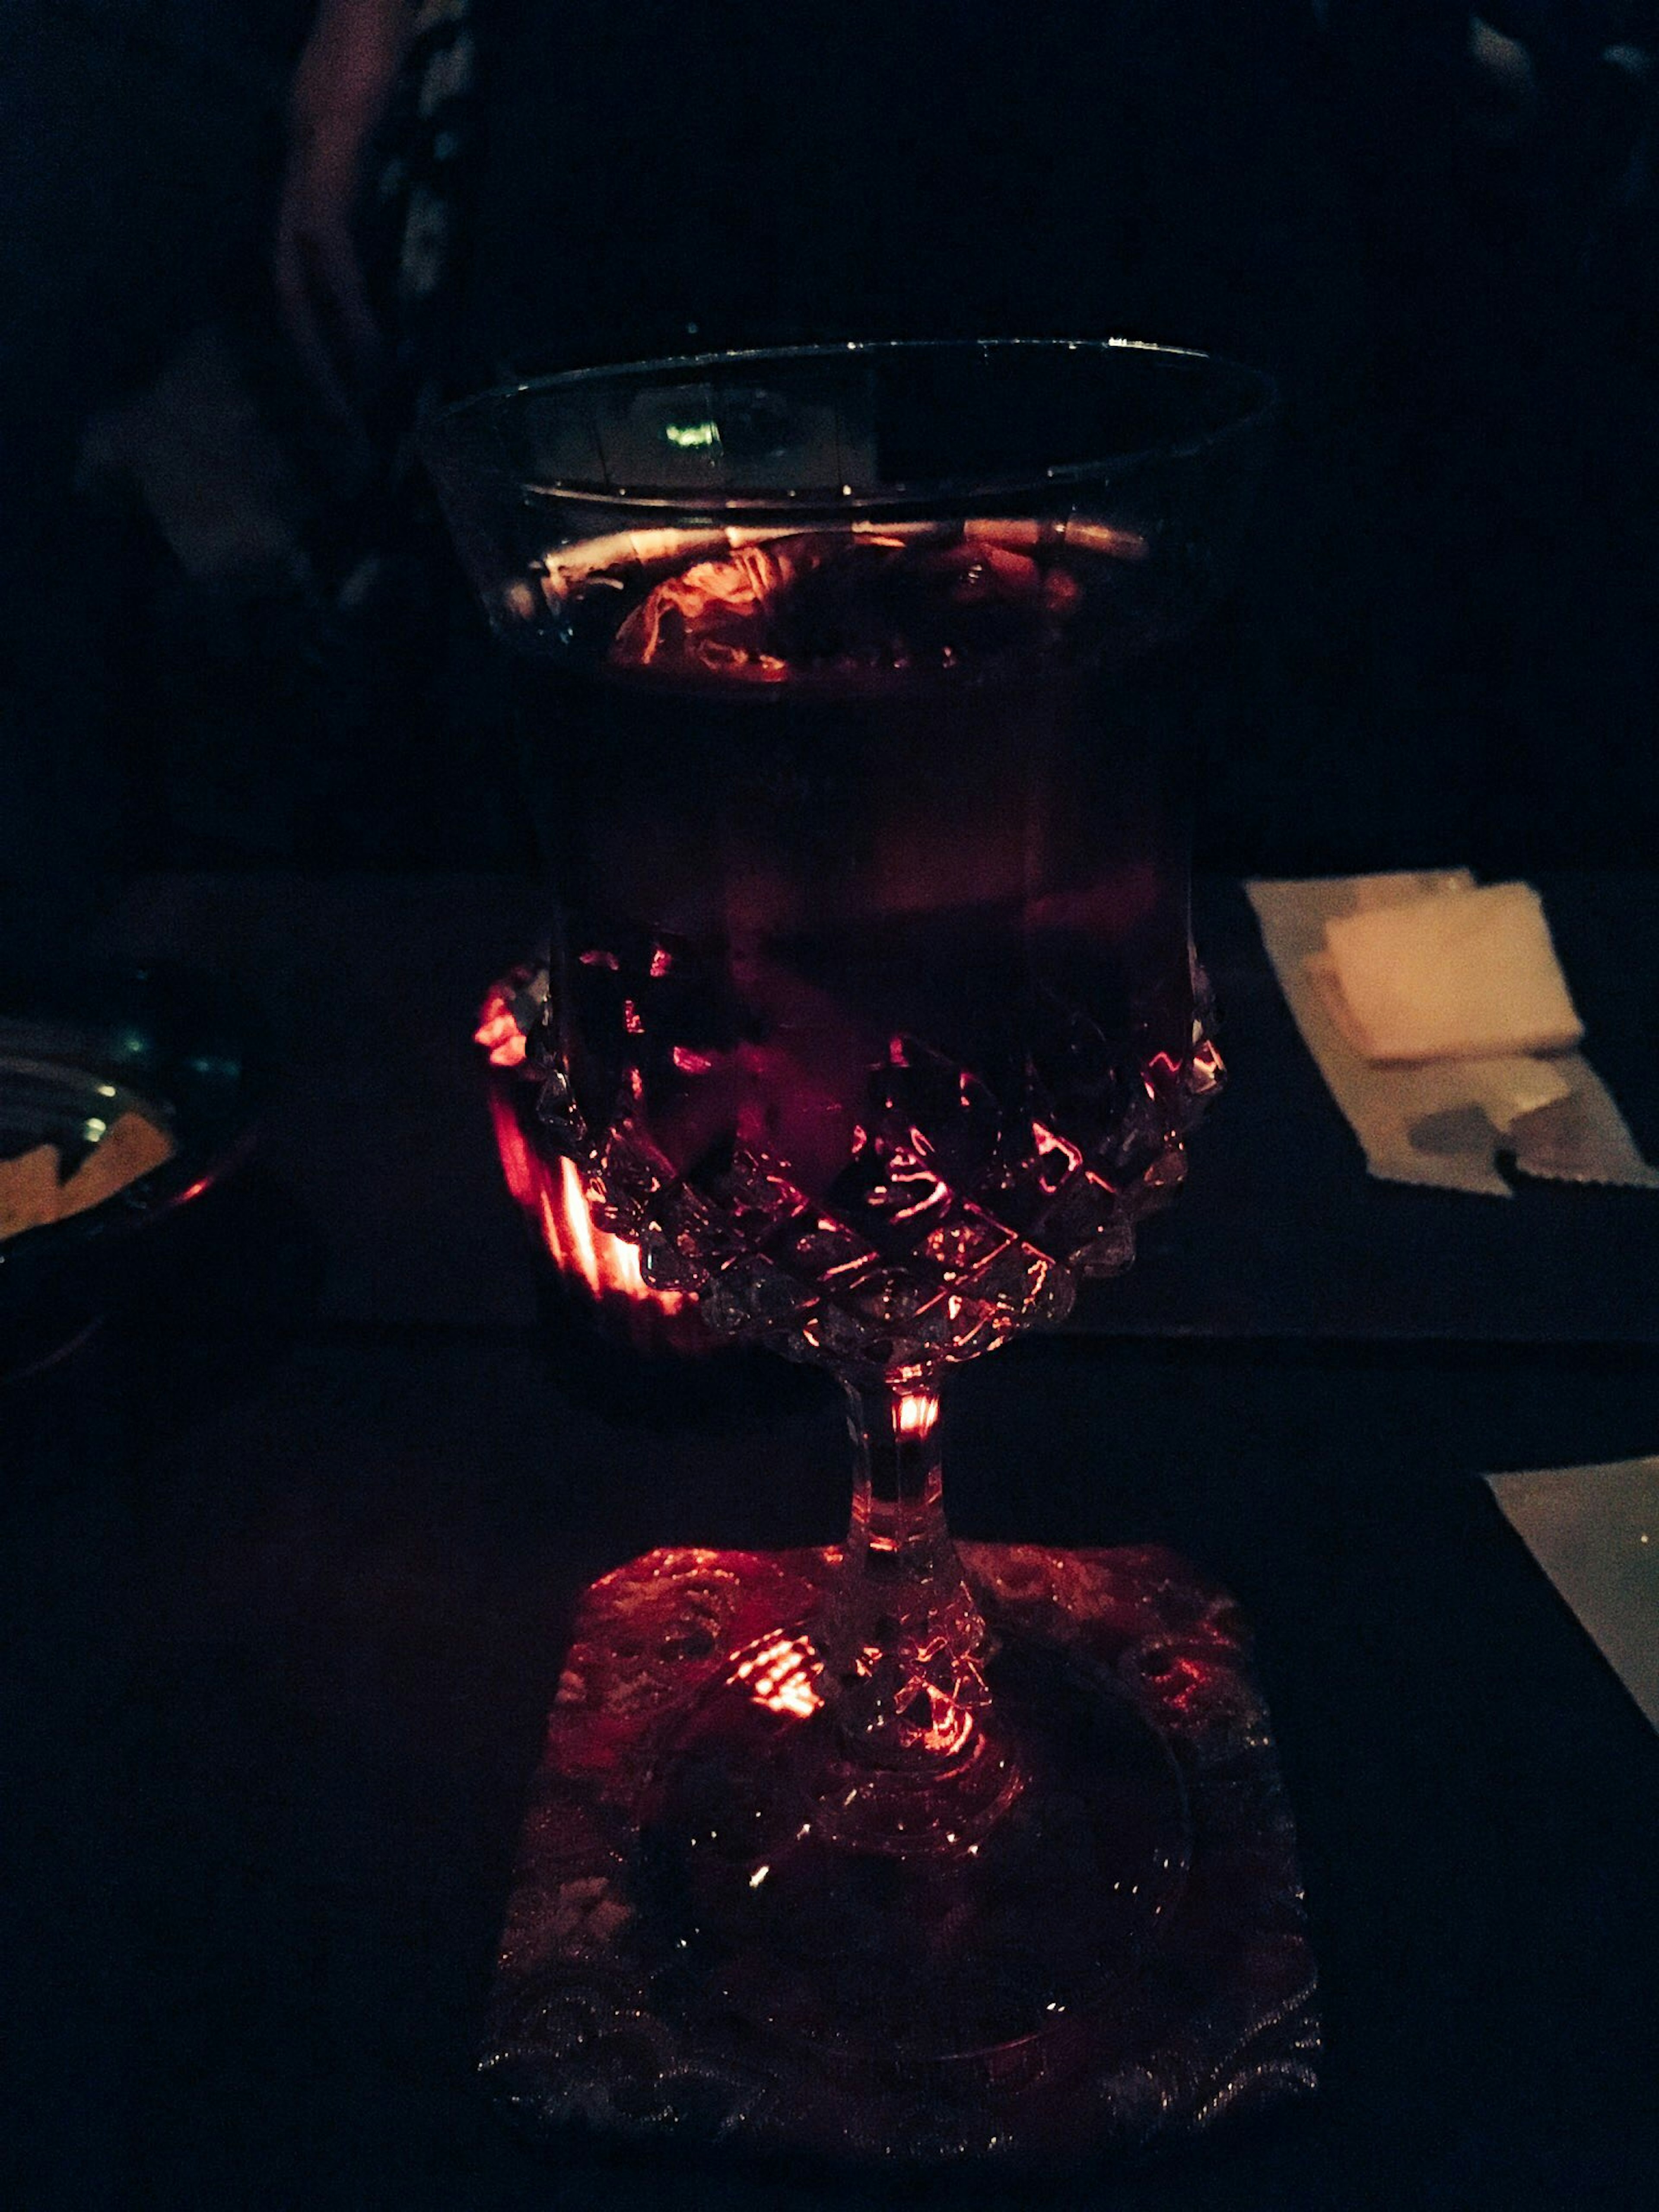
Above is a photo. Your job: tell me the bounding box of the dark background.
[3,0,1657,932]
[4,14,1659,2207]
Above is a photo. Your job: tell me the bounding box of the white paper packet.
[1246,872,1659,1195]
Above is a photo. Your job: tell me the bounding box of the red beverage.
[432,346,1280,2102]
[519,521,1218,1375]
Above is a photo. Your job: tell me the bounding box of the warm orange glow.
[488,1091,539,1210]
[896,1391,939,1439]
[919,1698,976,1760]
[480,982,713,1360]
[731,1634,824,1721]
[1031,1119,1082,1176]
[484,1043,687,1313]
[534,1183,568,1269]
[534,1155,686,1311]
[473,991,528,1068]
[858,1637,979,1758]
[563,1160,602,1285]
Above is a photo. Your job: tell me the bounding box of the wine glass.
[426,340,1274,2067]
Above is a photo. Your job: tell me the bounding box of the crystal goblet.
[426,340,1274,2067]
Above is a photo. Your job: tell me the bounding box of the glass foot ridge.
[483,1542,1319,2171]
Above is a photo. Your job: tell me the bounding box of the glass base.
[482,1543,1319,2168]
[639,1635,1189,2064]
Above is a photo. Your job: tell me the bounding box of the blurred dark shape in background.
[2,0,1656,945]
[0,0,488,955]
[0,0,299,956]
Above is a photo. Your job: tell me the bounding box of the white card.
[1487,1457,1659,1732]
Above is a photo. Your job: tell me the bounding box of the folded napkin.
[1246,872,1659,1195]
[1312,882,1583,1063]
[1488,1457,1659,1733]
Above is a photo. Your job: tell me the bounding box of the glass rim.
[422,336,1279,516]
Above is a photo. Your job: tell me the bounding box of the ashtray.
[0,963,264,1378]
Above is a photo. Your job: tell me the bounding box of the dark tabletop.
[4,872,1658,2212]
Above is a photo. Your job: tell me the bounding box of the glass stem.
[830,1379,993,1771]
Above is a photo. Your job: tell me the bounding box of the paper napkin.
[1246,872,1659,1195]
[1488,1457,1659,1733]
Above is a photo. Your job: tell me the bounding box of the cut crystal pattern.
[491,957,1221,1379]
